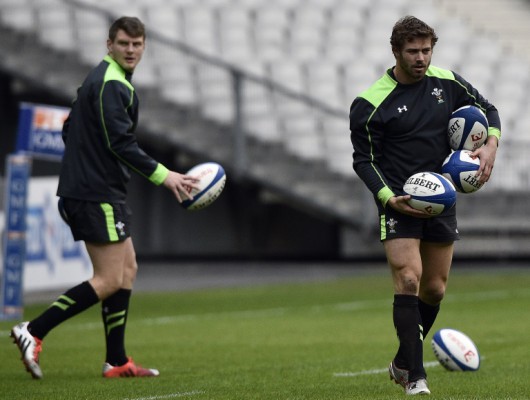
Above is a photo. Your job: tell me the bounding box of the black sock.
[418,298,440,338]
[392,294,426,381]
[102,289,131,366]
[28,281,99,340]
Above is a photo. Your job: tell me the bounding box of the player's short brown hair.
[390,16,438,52]
[109,16,146,41]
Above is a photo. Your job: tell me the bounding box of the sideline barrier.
[1,103,90,320]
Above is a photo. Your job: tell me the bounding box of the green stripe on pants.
[100,203,119,241]
[380,214,386,241]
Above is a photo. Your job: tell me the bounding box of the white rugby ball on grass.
[403,172,456,215]
[181,162,226,211]
[432,328,480,371]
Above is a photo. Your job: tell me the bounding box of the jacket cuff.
[377,187,395,208]
[487,127,501,145]
[149,163,169,185]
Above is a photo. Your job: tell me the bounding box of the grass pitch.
[2,266,530,399]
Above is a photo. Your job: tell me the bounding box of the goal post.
[1,103,91,320]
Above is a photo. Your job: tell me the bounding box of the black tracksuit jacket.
[57,55,168,203]
[350,65,501,212]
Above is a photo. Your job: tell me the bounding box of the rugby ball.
[432,328,480,372]
[442,150,483,193]
[403,172,456,215]
[181,162,226,210]
[448,105,488,151]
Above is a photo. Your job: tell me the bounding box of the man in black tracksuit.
[11,16,199,379]
[350,16,500,395]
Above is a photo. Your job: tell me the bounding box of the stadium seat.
[402,0,440,26]
[132,50,158,87]
[157,62,199,107]
[77,27,108,65]
[305,61,343,109]
[0,0,35,32]
[328,3,366,29]
[253,6,290,61]
[467,35,504,67]
[497,61,530,85]
[244,114,282,144]
[436,19,473,49]
[321,116,354,177]
[181,5,218,55]
[218,8,254,63]
[459,60,495,96]
[340,61,381,105]
[289,26,324,61]
[282,115,324,160]
[433,43,463,71]
[242,82,274,121]
[291,6,328,29]
[145,6,184,41]
[267,61,305,93]
[512,114,530,142]
[195,64,234,124]
[36,7,76,52]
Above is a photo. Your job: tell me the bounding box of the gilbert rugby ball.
[181,162,226,210]
[403,172,456,215]
[442,150,483,193]
[448,105,488,151]
[432,328,480,371]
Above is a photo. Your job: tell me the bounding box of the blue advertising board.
[15,102,68,160]
[1,155,31,319]
[1,103,71,320]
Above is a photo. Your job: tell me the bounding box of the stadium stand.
[1,0,529,257]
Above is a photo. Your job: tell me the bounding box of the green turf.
[2,267,530,399]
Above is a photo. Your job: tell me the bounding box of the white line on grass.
[123,390,204,400]
[133,287,530,328]
[145,307,288,326]
[3,288,529,337]
[333,361,440,377]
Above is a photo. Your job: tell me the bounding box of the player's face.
[107,29,145,73]
[393,37,432,84]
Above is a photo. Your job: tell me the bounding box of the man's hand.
[387,195,432,218]
[471,136,498,184]
[162,171,201,203]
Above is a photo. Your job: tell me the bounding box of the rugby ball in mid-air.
[432,328,480,372]
[181,162,226,210]
[442,150,483,193]
[403,172,456,215]
[448,105,488,151]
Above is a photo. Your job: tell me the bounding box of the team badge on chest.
[431,88,444,104]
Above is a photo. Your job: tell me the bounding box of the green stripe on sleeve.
[377,187,395,208]
[149,163,169,185]
[100,203,119,242]
[488,127,501,142]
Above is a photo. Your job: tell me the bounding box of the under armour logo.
[398,105,408,113]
